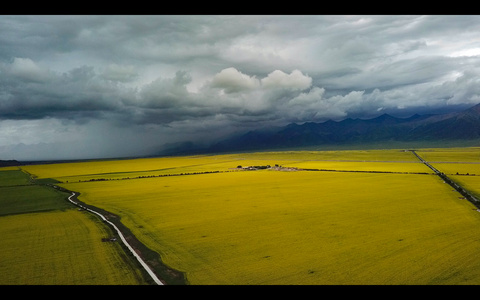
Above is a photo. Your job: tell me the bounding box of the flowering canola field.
[21,148,480,284]
[418,147,480,201]
[0,210,147,284]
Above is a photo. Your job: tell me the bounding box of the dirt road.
[67,192,165,285]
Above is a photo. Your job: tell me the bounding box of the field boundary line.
[67,192,164,285]
[410,150,480,209]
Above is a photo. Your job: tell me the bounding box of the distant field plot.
[418,147,480,199]
[0,169,71,216]
[21,154,254,176]
[417,147,480,175]
[0,185,71,216]
[284,160,431,173]
[0,169,32,186]
[231,149,431,173]
[22,149,424,183]
[428,163,480,176]
[231,149,421,162]
[417,147,480,163]
[62,162,480,285]
[448,175,480,199]
[22,155,243,182]
[0,210,147,285]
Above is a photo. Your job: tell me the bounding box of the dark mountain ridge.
[0,160,22,167]
[202,103,480,154]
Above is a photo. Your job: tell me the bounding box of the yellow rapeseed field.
[449,175,480,199]
[59,151,480,284]
[417,147,480,163]
[22,155,246,182]
[418,147,480,200]
[0,209,147,285]
[22,149,424,182]
[284,160,431,173]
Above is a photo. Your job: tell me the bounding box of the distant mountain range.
[160,103,480,155]
[0,160,22,167]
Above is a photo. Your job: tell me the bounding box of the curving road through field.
[67,192,164,285]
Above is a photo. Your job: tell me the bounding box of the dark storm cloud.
[1,15,480,160]
[0,61,129,120]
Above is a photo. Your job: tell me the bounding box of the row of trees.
[74,170,223,183]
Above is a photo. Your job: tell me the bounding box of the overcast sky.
[1,15,480,161]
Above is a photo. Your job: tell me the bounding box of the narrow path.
[410,150,480,209]
[66,192,164,285]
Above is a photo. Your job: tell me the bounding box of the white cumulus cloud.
[9,57,52,83]
[261,69,312,90]
[210,67,260,93]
